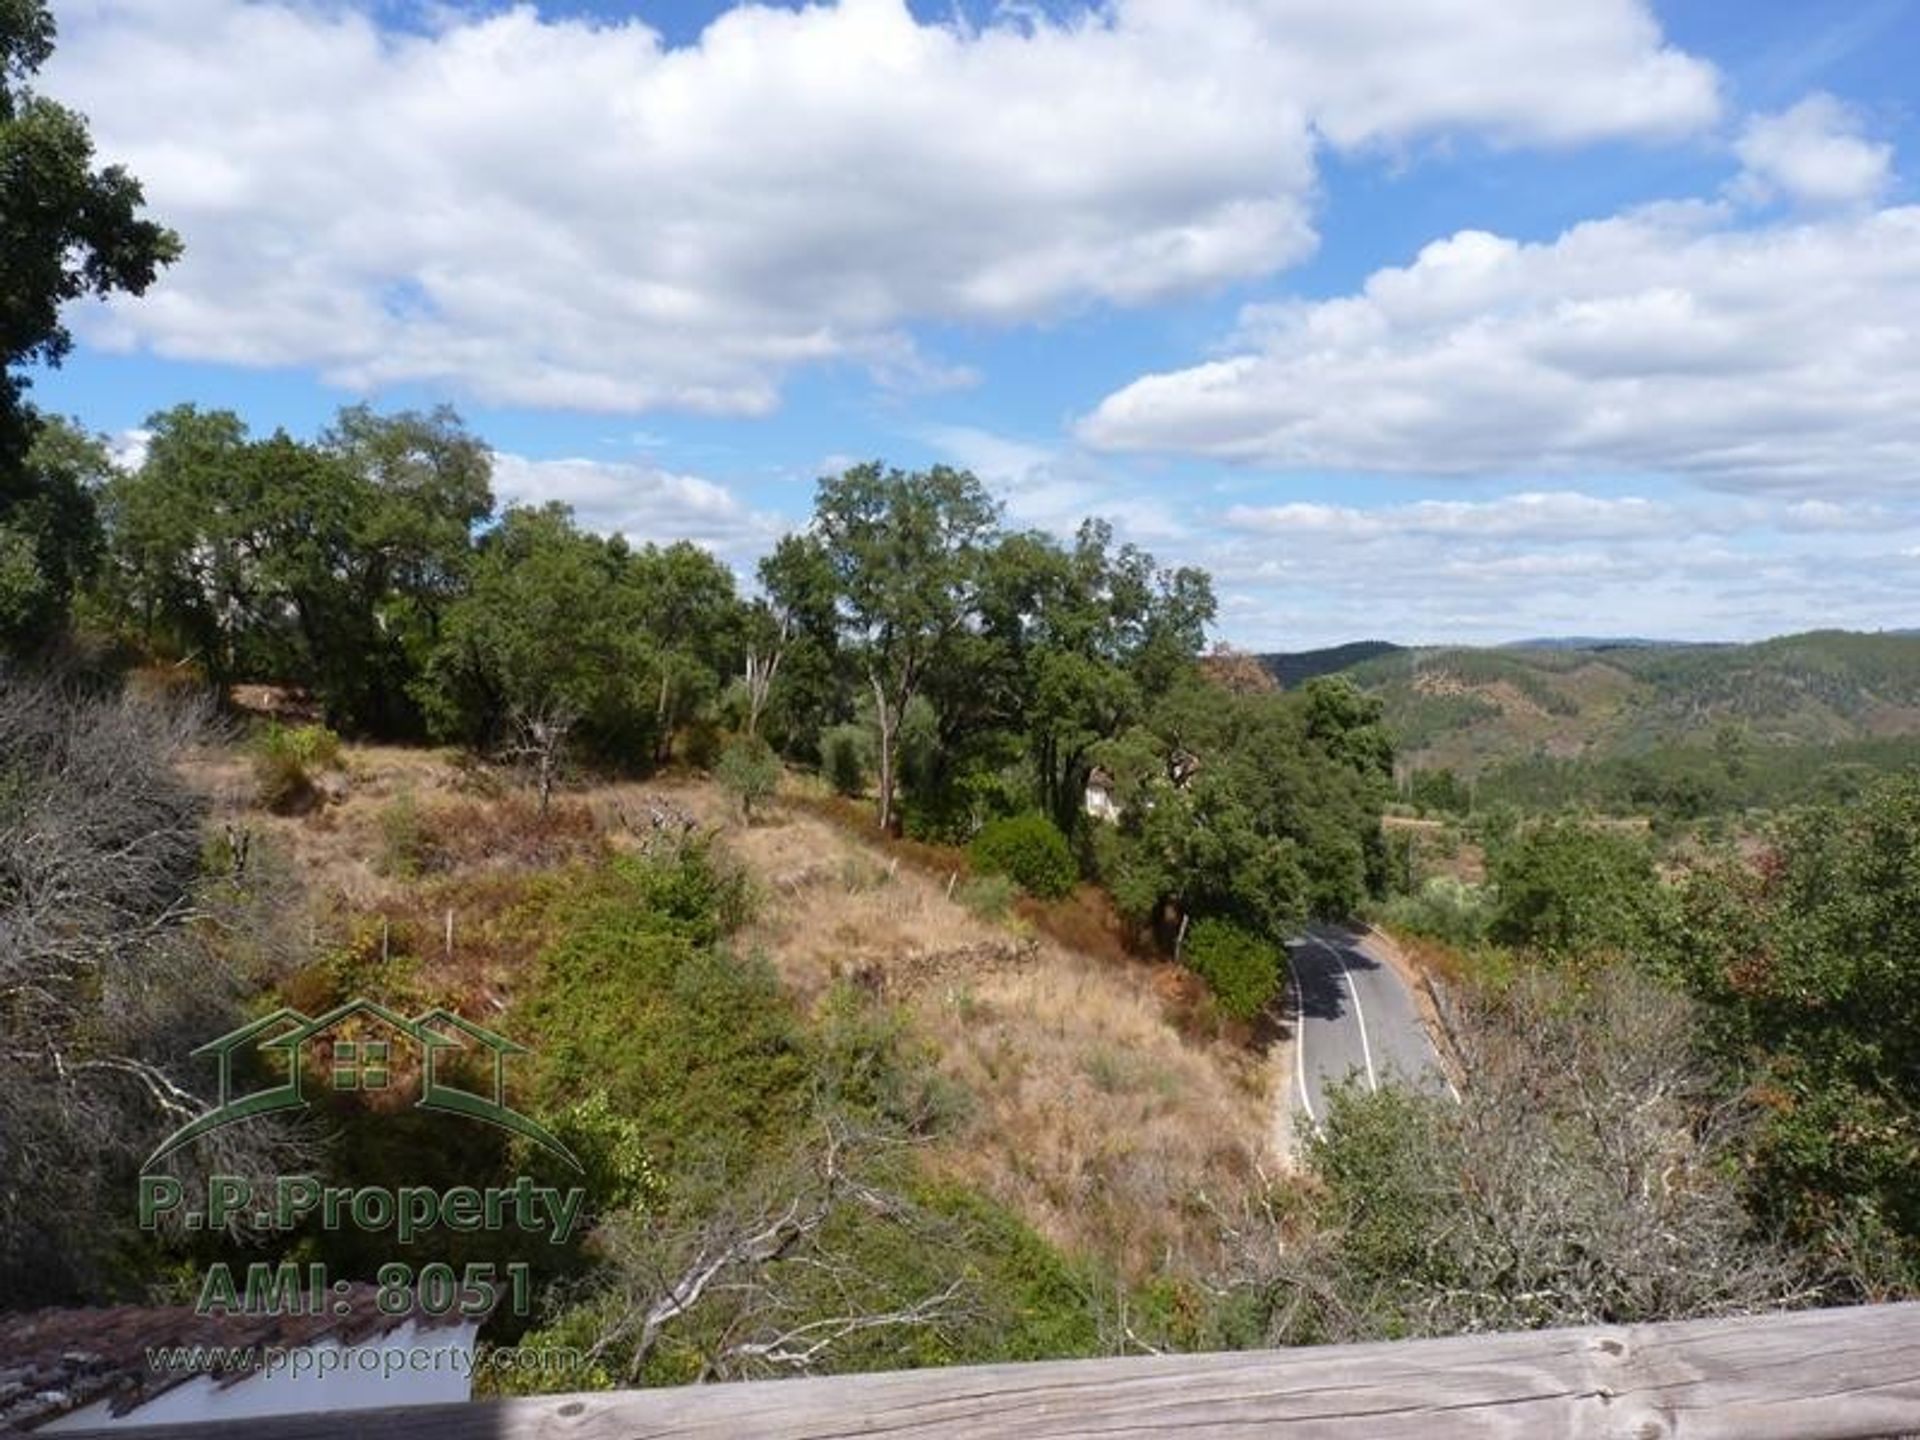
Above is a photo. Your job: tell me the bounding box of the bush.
[1488,821,1660,958]
[250,721,342,812]
[955,873,1018,922]
[715,735,782,821]
[1182,917,1280,1021]
[822,724,869,797]
[376,791,434,877]
[969,812,1076,900]
[1370,876,1492,949]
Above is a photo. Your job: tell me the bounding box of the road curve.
[1286,924,1450,1132]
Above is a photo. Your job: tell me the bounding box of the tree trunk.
[870,672,896,836]
[655,668,673,766]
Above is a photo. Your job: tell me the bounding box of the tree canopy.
[0,0,177,653]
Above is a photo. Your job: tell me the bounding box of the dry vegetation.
[181,743,1277,1287]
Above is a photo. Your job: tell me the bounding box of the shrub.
[822,723,869,797]
[250,721,342,812]
[969,812,1076,900]
[955,873,1018,922]
[1182,917,1280,1021]
[1370,876,1492,949]
[716,735,782,821]
[376,791,434,877]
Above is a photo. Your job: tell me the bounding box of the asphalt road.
[1286,924,1452,1130]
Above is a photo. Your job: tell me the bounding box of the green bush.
[969,812,1076,899]
[955,873,1018,922]
[1370,876,1492,948]
[250,721,342,812]
[715,735,782,820]
[1488,821,1660,957]
[1183,916,1280,1021]
[376,791,435,876]
[821,723,869,797]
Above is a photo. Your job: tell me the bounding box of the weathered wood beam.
[53,1302,1920,1440]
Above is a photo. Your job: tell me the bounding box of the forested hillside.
[1262,631,1920,816]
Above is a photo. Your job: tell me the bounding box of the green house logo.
[144,1000,580,1172]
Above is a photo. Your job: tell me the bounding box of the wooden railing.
[62,1302,1920,1439]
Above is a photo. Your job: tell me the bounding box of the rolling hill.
[1260,630,1920,777]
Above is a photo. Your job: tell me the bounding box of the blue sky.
[31,0,1920,647]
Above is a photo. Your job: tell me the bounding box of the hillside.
[1260,630,1920,778]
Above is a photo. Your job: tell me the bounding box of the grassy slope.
[185,744,1271,1290]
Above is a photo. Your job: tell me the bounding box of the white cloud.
[1194,507,1920,649]
[917,423,1189,542]
[106,427,153,472]
[1224,491,1675,543]
[48,0,1715,415]
[1734,93,1894,207]
[1080,199,1920,493]
[490,453,783,564]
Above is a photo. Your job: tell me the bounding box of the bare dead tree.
[741,607,790,742]
[585,1120,977,1384]
[0,675,313,1304]
[505,698,579,816]
[1224,965,1816,1345]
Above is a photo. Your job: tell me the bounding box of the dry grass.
[185,745,1279,1284]
[722,791,1271,1281]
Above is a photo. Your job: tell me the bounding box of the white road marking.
[1310,934,1377,1093]
[1285,943,1319,1131]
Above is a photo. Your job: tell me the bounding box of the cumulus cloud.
[1197,498,1920,648]
[46,0,1715,415]
[917,423,1189,542]
[1734,93,1894,207]
[490,453,784,564]
[1079,199,1920,493]
[1224,491,1675,543]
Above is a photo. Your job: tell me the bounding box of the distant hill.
[1261,630,1920,776]
[1497,637,1702,652]
[1258,640,1404,689]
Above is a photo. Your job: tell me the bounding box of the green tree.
[0,417,108,651]
[625,540,742,765]
[99,405,255,681]
[811,464,1000,834]
[1488,821,1661,958]
[1093,679,1389,938]
[421,504,654,781]
[1657,776,1920,1290]
[1,1,177,641]
[716,734,782,822]
[753,532,843,755]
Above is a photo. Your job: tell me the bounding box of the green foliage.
[1182,917,1279,1020]
[1,1,177,514]
[1404,767,1469,815]
[969,812,1077,899]
[1093,678,1391,935]
[715,734,781,820]
[821,722,870,796]
[103,405,491,730]
[522,861,802,1182]
[811,986,972,1137]
[1655,775,1920,1289]
[375,791,432,877]
[1488,821,1660,957]
[249,721,342,812]
[0,417,108,652]
[1370,875,1492,949]
[955,872,1018,922]
[421,508,742,766]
